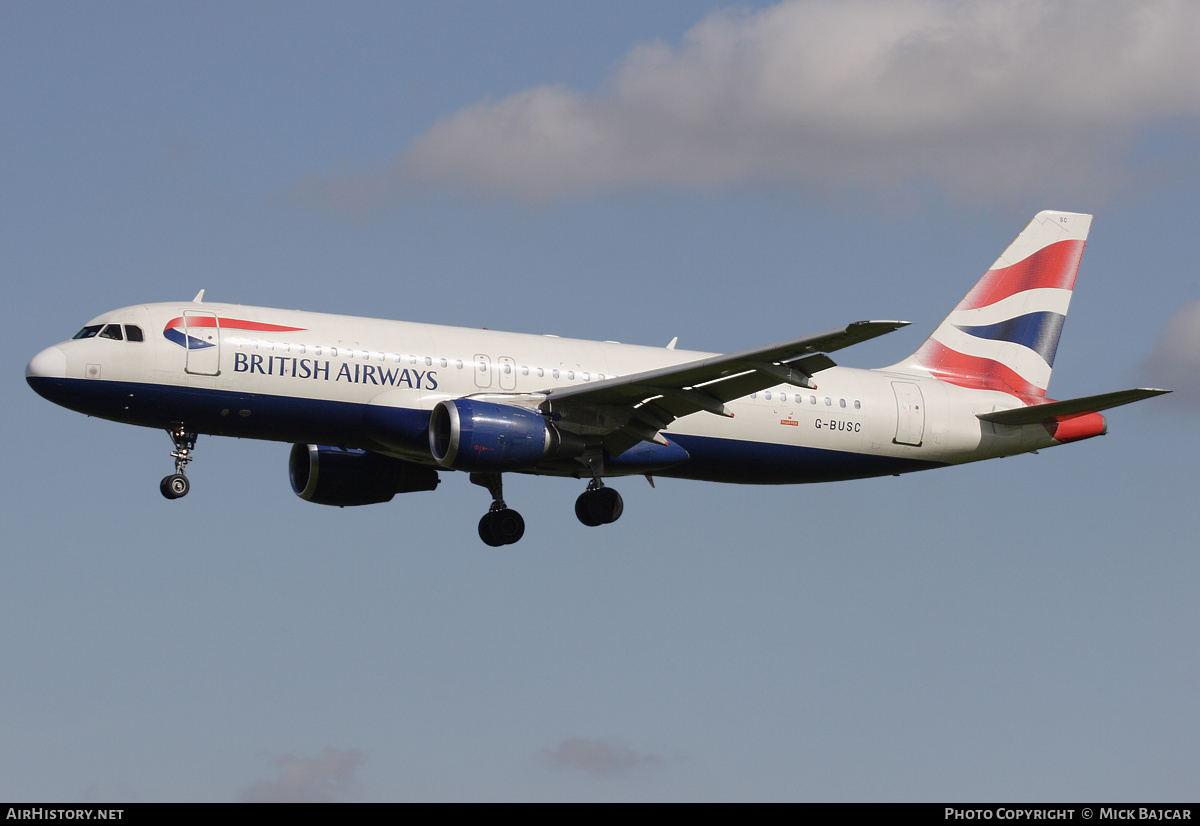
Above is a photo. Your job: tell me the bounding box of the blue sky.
[4,0,1199,801]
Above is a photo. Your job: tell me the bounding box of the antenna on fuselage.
[192,290,205,303]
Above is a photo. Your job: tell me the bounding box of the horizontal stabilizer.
[977,388,1170,425]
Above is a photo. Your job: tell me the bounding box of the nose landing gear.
[160,426,197,500]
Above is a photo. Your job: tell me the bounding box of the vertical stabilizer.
[898,210,1092,399]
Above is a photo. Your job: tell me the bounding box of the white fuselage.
[27,301,1058,484]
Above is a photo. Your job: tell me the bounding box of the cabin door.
[892,381,925,446]
[183,311,221,376]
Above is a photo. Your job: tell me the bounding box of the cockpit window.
[99,324,124,341]
[73,325,103,339]
[125,325,144,342]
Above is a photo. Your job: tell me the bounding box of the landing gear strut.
[160,425,197,500]
[575,478,623,527]
[470,472,525,546]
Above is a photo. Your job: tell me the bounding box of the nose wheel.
[575,479,623,526]
[160,426,197,500]
[160,473,190,499]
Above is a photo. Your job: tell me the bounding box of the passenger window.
[552,369,560,379]
[824,397,832,406]
[840,399,846,408]
[780,393,787,403]
[73,325,103,339]
[764,391,771,400]
[854,400,861,409]
[425,357,432,367]
[537,368,544,378]
[124,325,144,342]
[99,324,123,341]
[567,371,574,380]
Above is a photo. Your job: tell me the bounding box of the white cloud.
[543,737,663,777]
[301,0,1200,205]
[1141,300,1200,412]
[237,747,365,803]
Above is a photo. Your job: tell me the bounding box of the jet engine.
[428,399,583,472]
[289,444,439,506]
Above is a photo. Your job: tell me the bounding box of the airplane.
[26,210,1168,546]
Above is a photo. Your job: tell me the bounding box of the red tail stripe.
[914,340,1044,398]
[956,239,1085,311]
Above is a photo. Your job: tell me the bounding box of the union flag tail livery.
[903,210,1090,400]
[26,211,1169,545]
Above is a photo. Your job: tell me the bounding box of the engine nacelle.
[429,399,577,472]
[289,444,439,506]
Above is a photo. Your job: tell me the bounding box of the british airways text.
[234,353,438,389]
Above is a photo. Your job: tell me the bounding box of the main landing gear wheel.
[161,425,198,500]
[470,472,525,546]
[575,483,623,527]
[160,473,190,500]
[478,508,526,547]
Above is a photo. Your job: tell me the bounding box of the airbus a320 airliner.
[27,211,1167,545]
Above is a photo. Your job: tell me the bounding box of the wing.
[540,320,908,454]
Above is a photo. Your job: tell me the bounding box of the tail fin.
[898,210,1092,399]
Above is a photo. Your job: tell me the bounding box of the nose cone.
[26,345,67,402]
[27,345,67,380]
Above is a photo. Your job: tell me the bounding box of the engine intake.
[289,444,439,506]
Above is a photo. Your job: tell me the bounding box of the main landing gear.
[575,478,623,527]
[470,472,525,547]
[160,425,197,500]
[468,472,624,546]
